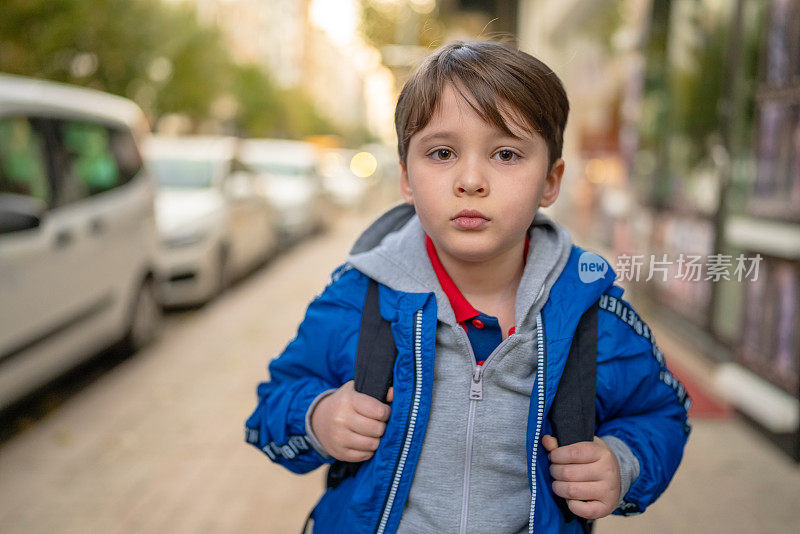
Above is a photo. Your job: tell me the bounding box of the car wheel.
[120,277,162,354]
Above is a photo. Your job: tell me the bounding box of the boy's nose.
[454,166,488,196]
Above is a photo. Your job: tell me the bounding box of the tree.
[0,0,351,140]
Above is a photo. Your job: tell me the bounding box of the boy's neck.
[433,239,526,318]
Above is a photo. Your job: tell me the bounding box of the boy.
[245,40,690,533]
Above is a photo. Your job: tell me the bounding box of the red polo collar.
[424,234,530,324]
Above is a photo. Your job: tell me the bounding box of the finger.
[567,499,610,520]
[342,432,381,453]
[548,440,603,465]
[386,387,393,403]
[353,394,391,422]
[339,448,375,463]
[551,480,606,502]
[542,435,559,452]
[347,412,387,438]
[550,462,607,483]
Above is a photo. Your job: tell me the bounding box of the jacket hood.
[347,203,575,331]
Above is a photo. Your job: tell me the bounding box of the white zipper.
[529,312,545,533]
[375,309,424,534]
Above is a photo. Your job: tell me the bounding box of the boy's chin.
[436,237,519,265]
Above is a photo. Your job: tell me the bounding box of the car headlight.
[163,229,209,248]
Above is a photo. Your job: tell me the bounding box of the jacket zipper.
[529,312,545,533]
[375,309,424,534]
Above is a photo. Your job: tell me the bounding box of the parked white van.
[0,74,162,410]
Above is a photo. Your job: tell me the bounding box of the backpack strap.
[548,297,599,534]
[324,278,397,492]
[354,278,398,401]
[549,298,598,445]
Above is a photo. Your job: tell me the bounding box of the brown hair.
[394,40,569,171]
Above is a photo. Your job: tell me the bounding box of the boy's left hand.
[542,435,621,520]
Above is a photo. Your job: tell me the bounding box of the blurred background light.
[350,151,378,178]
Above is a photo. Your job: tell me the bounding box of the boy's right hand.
[310,380,393,462]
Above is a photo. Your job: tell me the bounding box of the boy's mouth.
[451,209,489,229]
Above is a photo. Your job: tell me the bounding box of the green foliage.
[669,14,728,170]
[0,0,158,90]
[232,64,283,137]
[232,64,337,140]
[582,1,624,52]
[0,0,348,140]
[153,5,232,118]
[361,0,400,49]
[0,0,228,119]
[274,87,337,139]
[359,0,445,49]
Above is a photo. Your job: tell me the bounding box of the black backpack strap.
[354,278,397,401]
[324,278,397,492]
[549,298,598,445]
[548,298,599,534]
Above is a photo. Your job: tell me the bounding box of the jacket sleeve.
[244,265,366,474]
[594,287,691,516]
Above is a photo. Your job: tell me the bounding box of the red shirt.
[424,234,529,363]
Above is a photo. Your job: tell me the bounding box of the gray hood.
[347,203,573,332]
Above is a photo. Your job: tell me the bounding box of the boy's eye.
[431,148,452,161]
[494,149,519,162]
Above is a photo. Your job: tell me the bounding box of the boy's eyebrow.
[416,131,457,145]
[416,130,524,145]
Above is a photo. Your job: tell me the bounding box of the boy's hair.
[394,40,570,171]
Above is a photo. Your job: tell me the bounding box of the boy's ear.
[399,158,414,205]
[539,158,565,208]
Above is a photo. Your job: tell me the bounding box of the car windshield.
[248,162,310,177]
[148,158,219,188]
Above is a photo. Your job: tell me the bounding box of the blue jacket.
[245,245,691,533]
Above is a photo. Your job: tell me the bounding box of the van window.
[52,120,143,205]
[0,116,52,205]
[109,127,143,184]
[58,121,120,201]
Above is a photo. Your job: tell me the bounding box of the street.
[1,205,799,534]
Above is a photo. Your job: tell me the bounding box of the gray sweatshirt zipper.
[459,394,477,534]
[375,309,424,534]
[458,328,520,534]
[528,312,545,533]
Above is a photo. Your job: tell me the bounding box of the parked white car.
[240,138,328,245]
[318,148,375,209]
[144,135,278,307]
[0,74,162,410]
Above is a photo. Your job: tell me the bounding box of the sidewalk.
[589,272,800,533]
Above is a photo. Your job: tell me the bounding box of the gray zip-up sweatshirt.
[306,204,639,534]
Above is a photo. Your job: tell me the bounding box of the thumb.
[542,434,559,452]
[386,387,393,403]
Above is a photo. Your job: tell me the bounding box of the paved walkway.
[0,204,798,533]
[595,311,800,533]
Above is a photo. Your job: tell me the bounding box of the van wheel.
[120,277,162,354]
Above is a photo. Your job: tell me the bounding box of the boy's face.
[399,83,564,266]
